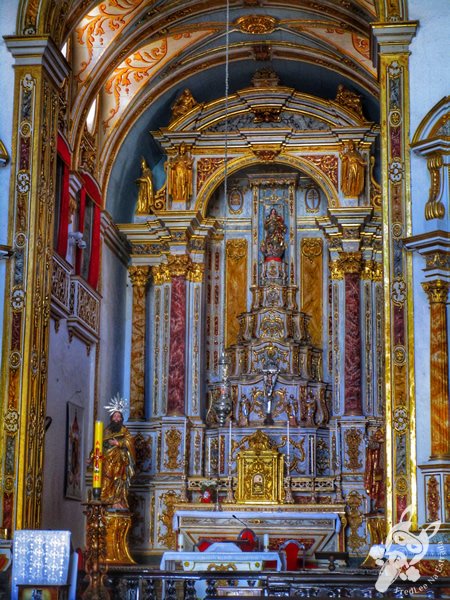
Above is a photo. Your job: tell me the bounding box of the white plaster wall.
[43,320,95,549]
[0,1,19,356]
[407,0,450,524]
[98,241,128,422]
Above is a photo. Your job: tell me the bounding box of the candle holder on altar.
[214,476,222,511]
[180,463,189,503]
[82,493,110,600]
[224,461,235,504]
[284,457,294,504]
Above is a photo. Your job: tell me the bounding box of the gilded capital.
[361,260,383,281]
[330,260,344,280]
[422,279,450,304]
[167,254,191,277]
[331,252,362,278]
[152,264,171,285]
[187,262,205,283]
[128,265,150,287]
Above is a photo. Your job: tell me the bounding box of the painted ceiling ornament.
[235,14,278,35]
[104,392,129,416]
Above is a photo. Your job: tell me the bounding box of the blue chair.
[11,530,77,600]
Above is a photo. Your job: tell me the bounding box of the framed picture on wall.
[65,402,84,500]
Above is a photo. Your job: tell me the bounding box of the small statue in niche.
[167,142,193,203]
[303,390,317,427]
[135,157,154,214]
[260,207,287,260]
[237,394,251,427]
[340,140,366,197]
[287,394,299,426]
[170,88,198,122]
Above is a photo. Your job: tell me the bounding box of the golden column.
[372,20,418,529]
[128,265,151,420]
[0,37,68,531]
[422,279,450,459]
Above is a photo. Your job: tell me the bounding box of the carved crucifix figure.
[261,360,280,424]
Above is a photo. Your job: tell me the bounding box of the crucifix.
[261,360,280,425]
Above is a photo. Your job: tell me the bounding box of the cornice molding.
[4,35,69,87]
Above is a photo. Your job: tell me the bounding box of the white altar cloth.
[173,510,341,533]
[160,550,282,572]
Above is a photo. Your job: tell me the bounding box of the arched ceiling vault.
[16,0,409,218]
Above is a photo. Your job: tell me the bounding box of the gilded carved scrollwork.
[345,428,363,471]
[345,491,366,552]
[426,475,440,522]
[158,490,180,549]
[164,428,183,471]
[424,154,445,220]
[152,263,171,285]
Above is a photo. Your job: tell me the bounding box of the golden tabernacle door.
[235,431,285,504]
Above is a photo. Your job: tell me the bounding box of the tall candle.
[92,420,103,499]
[287,418,290,463]
[183,418,187,459]
[228,417,232,466]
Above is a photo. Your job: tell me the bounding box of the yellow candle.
[92,420,103,497]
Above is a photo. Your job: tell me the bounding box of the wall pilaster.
[373,21,418,528]
[0,36,68,530]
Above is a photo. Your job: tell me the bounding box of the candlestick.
[92,420,103,499]
[228,417,232,467]
[183,417,187,465]
[263,534,269,551]
[177,533,184,552]
[287,418,290,464]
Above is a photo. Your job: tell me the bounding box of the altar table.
[160,549,282,572]
[173,508,342,555]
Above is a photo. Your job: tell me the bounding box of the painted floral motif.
[75,0,146,82]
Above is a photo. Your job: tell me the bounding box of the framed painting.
[65,402,84,500]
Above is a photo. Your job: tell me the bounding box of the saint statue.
[101,409,136,510]
[135,157,154,214]
[340,140,366,197]
[170,88,198,122]
[304,390,317,427]
[167,142,193,203]
[260,207,287,260]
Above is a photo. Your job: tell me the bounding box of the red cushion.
[197,540,211,552]
[238,528,257,552]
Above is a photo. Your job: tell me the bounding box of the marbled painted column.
[422,280,450,458]
[186,262,205,418]
[341,253,363,416]
[128,266,150,420]
[167,255,190,416]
